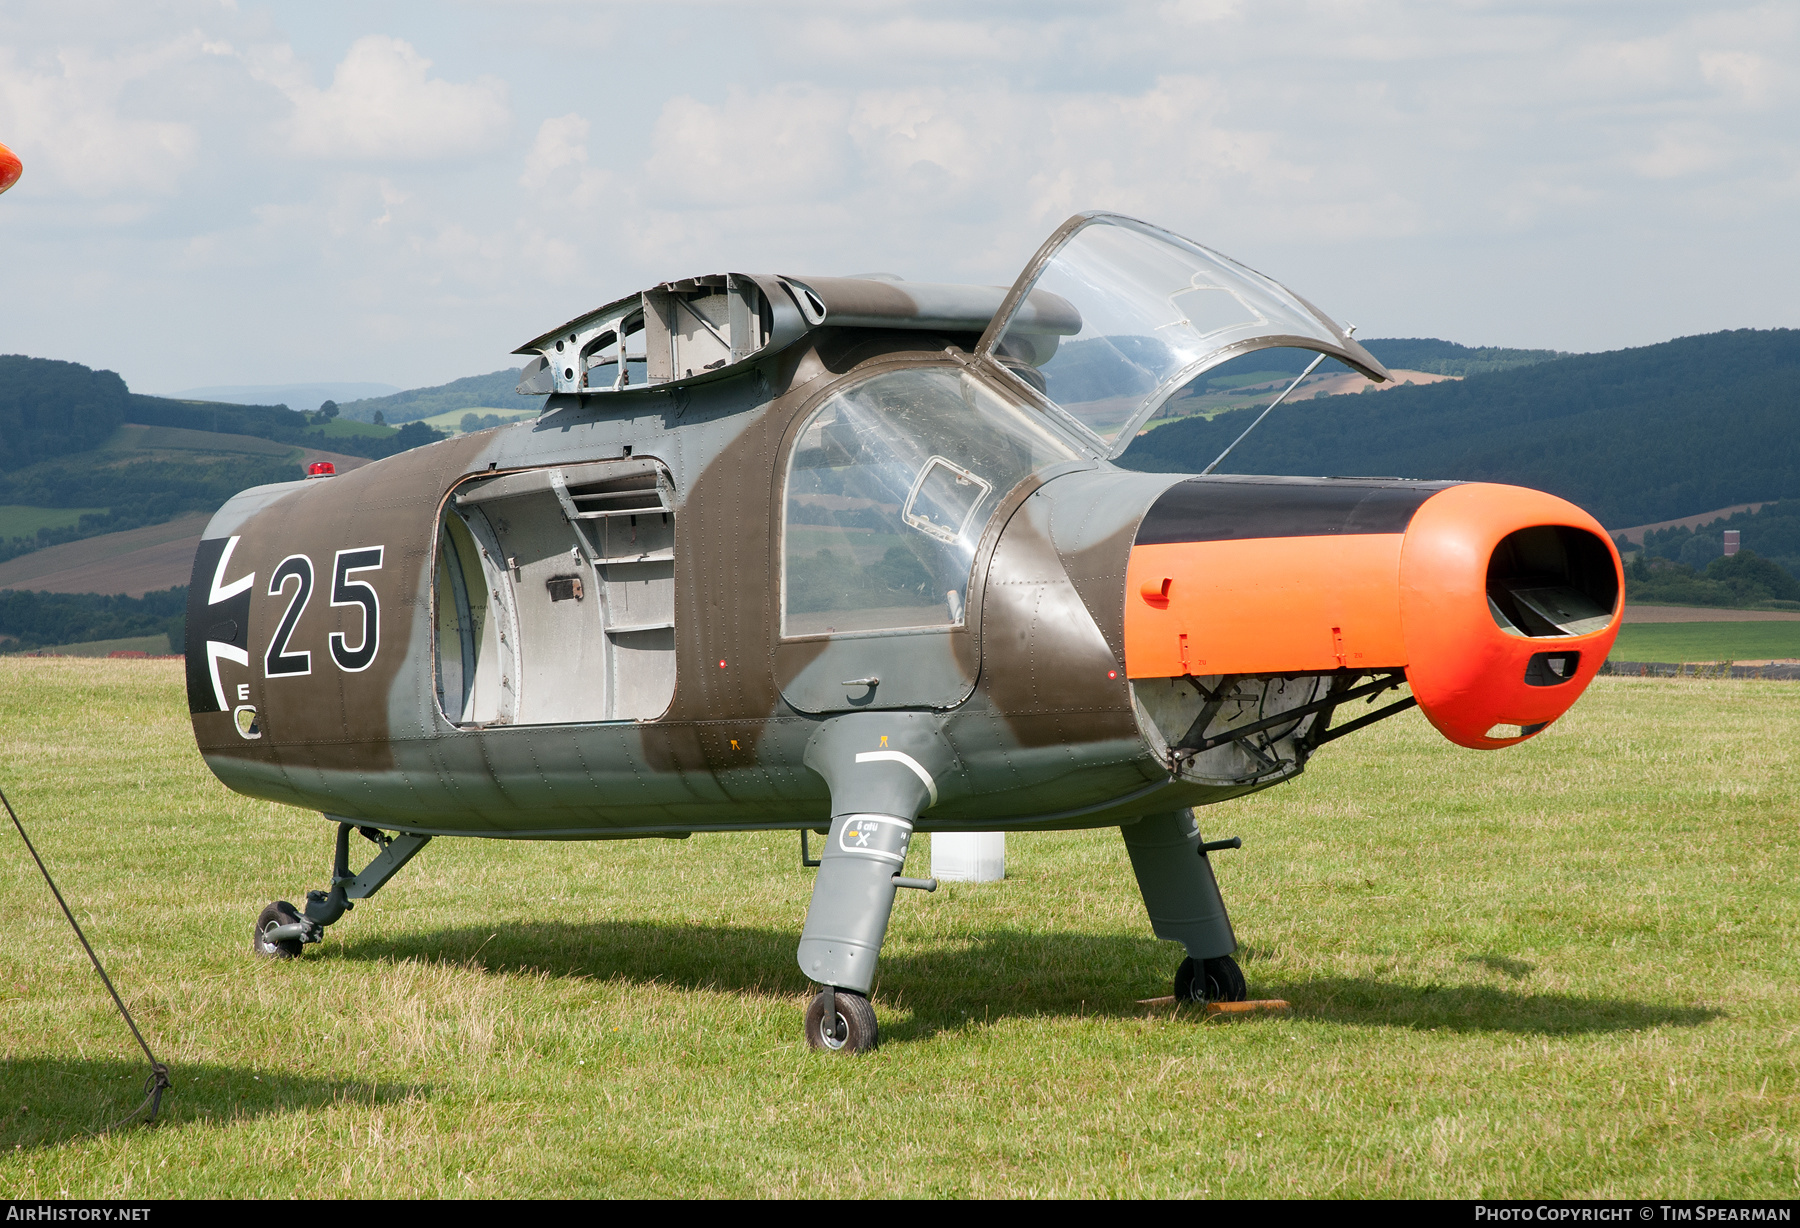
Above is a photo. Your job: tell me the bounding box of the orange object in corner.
[0,142,20,196]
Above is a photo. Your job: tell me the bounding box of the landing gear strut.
[794,712,949,1055]
[1122,809,1251,1004]
[252,820,432,957]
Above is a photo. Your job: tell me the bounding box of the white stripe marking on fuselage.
[209,535,255,605]
[853,750,938,808]
[207,641,250,712]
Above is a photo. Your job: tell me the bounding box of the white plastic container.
[931,831,1005,882]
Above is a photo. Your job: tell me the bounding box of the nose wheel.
[805,988,879,1053]
[1175,954,1246,1004]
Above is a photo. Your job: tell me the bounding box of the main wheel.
[1174,954,1247,1004]
[252,900,304,959]
[804,989,879,1053]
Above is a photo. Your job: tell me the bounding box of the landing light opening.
[1485,525,1617,638]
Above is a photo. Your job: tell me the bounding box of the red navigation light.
[307,461,336,478]
[0,142,21,196]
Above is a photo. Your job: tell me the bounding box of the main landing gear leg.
[1121,809,1247,1004]
[252,820,432,958]
[795,713,950,1053]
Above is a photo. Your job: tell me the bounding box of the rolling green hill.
[0,356,451,571]
[1119,329,1800,529]
[339,368,531,425]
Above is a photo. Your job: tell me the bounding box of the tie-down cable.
[2,780,171,1129]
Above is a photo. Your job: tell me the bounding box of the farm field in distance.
[1609,621,1800,662]
[0,506,105,541]
[0,660,1794,1197]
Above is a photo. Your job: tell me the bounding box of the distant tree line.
[1624,551,1800,610]
[1186,338,1569,380]
[0,454,303,565]
[0,355,451,471]
[0,586,187,651]
[340,368,529,425]
[1628,500,1800,576]
[0,356,134,472]
[0,355,453,564]
[1122,329,1800,529]
[129,394,444,459]
[460,411,517,433]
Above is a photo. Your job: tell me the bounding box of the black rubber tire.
[1175,954,1247,1004]
[803,989,879,1053]
[252,900,304,959]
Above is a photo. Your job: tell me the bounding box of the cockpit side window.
[782,366,1079,637]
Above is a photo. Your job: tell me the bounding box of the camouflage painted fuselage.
[189,333,1245,837]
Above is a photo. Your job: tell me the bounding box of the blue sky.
[1,0,1795,393]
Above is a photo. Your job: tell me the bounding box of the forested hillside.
[129,394,442,460]
[0,356,133,471]
[1636,500,1800,574]
[0,355,447,566]
[1360,338,1567,377]
[1121,329,1800,528]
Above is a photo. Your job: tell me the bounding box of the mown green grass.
[1611,621,1800,662]
[0,506,104,540]
[0,660,1795,1197]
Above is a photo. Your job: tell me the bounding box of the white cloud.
[520,113,609,209]
[1699,51,1774,107]
[0,40,199,196]
[281,36,511,161]
[644,86,851,206]
[1,1,1796,390]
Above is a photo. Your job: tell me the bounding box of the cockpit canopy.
[513,212,1389,460]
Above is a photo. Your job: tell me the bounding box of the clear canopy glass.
[783,366,1080,636]
[983,215,1382,453]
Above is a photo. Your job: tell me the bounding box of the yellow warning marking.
[880,735,889,747]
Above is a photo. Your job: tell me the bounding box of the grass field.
[0,660,1795,1197]
[0,506,105,541]
[1,634,172,658]
[1610,622,1800,662]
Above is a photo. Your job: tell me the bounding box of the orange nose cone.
[0,142,20,196]
[1400,483,1622,748]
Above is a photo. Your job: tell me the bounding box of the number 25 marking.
[264,555,314,677]
[329,547,384,673]
[260,547,384,677]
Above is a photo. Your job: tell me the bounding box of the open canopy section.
[977,213,1391,455]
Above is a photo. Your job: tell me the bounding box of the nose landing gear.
[804,987,879,1053]
[1175,954,1247,1004]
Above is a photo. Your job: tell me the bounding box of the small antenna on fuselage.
[1200,325,1356,477]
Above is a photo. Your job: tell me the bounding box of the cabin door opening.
[435,458,677,725]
